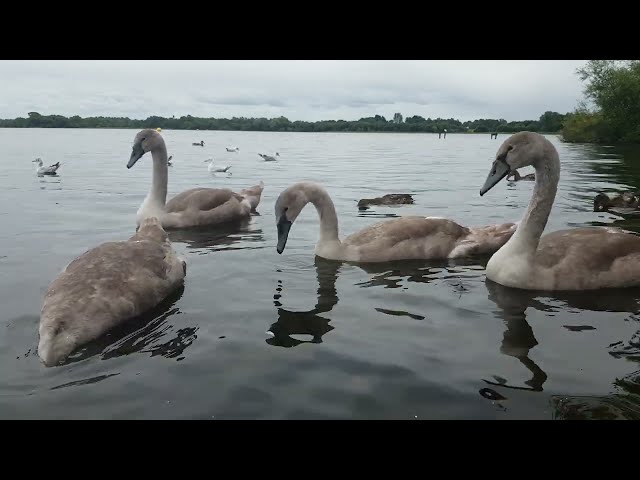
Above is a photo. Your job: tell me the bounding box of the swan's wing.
[536,227,640,269]
[520,227,640,290]
[343,216,471,260]
[165,188,242,213]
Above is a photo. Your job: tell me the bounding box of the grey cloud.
[0,60,587,122]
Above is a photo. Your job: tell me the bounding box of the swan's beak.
[480,158,511,196]
[127,143,145,169]
[276,215,292,254]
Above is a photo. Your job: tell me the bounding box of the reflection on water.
[37,174,62,190]
[65,286,193,365]
[267,257,340,348]
[609,330,640,359]
[167,219,264,253]
[51,373,120,391]
[374,308,425,321]
[551,369,640,420]
[354,258,485,295]
[484,280,548,392]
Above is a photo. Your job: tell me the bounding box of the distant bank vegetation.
[0,110,567,135]
[562,60,640,144]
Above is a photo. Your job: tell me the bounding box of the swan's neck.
[508,150,559,254]
[306,187,340,244]
[147,145,169,208]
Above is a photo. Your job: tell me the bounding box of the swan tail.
[448,222,517,258]
[466,222,517,254]
[239,181,264,211]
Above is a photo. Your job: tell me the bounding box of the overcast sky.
[0,60,588,122]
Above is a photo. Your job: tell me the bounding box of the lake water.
[1,128,639,420]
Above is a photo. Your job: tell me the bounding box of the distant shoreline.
[0,112,566,136]
[0,126,562,135]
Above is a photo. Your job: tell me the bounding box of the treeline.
[0,111,567,134]
[562,60,640,144]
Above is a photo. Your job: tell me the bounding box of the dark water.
[1,128,640,420]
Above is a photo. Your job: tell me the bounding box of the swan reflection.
[267,258,341,348]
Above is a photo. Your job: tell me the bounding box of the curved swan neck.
[510,147,560,253]
[149,143,169,206]
[305,185,340,243]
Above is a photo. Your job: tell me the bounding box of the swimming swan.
[479,131,640,291]
[274,181,516,262]
[37,217,187,367]
[127,129,264,229]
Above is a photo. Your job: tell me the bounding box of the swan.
[33,158,61,175]
[127,129,264,229]
[274,181,516,262]
[226,147,239,152]
[259,152,279,161]
[193,140,204,146]
[37,216,186,367]
[204,158,232,173]
[506,169,535,181]
[479,131,640,291]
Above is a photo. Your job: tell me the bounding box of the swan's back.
[342,216,470,261]
[533,227,640,290]
[488,226,640,290]
[165,187,242,213]
[38,217,186,366]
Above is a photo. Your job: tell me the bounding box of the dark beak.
[480,158,511,196]
[127,143,145,169]
[276,215,292,254]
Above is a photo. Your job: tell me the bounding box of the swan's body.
[204,159,232,173]
[226,147,239,152]
[33,158,61,175]
[506,169,535,181]
[37,217,186,367]
[274,182,516,262]
[127,129,263,229]
[480,131,640,291]
[259,152,279,162]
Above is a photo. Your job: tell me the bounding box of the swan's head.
[593,193,611,212]
[38,319,79,367]
[274,182,316,254]
[127,129,164,169]
[480,131,555,196]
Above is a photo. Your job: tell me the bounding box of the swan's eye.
[283,207,288,212]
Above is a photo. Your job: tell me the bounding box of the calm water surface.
[1,128,640,419]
